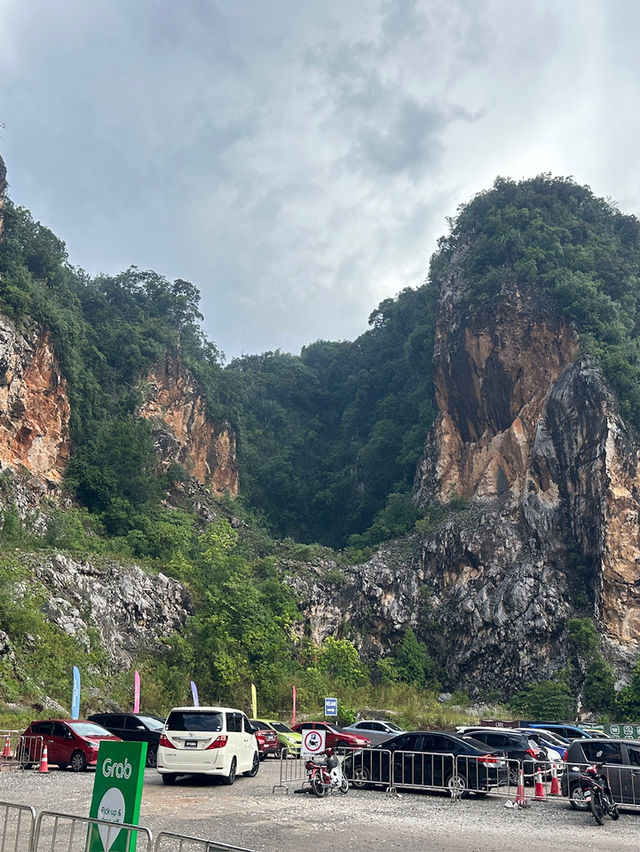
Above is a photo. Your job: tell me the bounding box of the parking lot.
[2,759,640,851]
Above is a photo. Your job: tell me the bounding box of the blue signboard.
[324,697,338,716]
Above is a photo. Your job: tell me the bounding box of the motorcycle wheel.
[339,776,349,794]
[609,802,620,821]
[590,791,605,826]
[311,776,326,798]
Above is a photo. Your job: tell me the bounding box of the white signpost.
[301,729,326,757]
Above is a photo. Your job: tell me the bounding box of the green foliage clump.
[509,676,576,720]
[431,174,640,428]
[395,629,439,688]
[228,285,437,547]
[583,656,617,715]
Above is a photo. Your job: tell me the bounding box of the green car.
[254,719,301,756]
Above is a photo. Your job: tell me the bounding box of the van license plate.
[184,740,197,748]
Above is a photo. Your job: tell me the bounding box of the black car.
[88,712,165,767]
[342,731,507,796]
[459,728,546,784]
[561,737,640,809]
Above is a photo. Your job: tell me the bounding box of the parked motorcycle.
[305,749,349,797]
[578,763,619,825]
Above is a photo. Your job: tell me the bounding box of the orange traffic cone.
[2,734,11,759]
[533,767,546,800]
[515,767,526,805]
[38,744,49,774]
[549,763,561,796]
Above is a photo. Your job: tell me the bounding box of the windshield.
[137,715,164,731]
[68,722,112,738]
[166,711,223,732]
[387,722,402,732]
[271,722,293,733]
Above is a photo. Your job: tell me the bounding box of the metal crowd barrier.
[0,802,35,852]
[154,831,256,851]
[33,811,154,852]
[14,738,44,771]
[273,752,307,793]
[0,733,24,770]
[338,747,571,802]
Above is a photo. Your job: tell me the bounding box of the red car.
[250,720,281,760]
[292,721,371,750]
[20,719,121,771]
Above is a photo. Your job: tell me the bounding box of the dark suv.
[88,713,164,767]
[561,738,640,809]
[460,728,546,784]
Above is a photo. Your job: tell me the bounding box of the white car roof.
[167,706,244,714]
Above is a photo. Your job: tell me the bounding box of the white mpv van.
[157,706,259,785]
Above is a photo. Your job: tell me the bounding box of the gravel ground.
[1,759,639,851]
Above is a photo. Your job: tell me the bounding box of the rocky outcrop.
[29,553,192,671]
[0,315,70,488]
[289,264,640,693]
[138,350,238,496]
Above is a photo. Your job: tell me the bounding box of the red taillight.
[159,734,175,749]
[478,754,497,764]
[525,748,538,758]
[563,749,568,761]
[206,735,228,750]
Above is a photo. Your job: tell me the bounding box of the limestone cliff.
[0,314,70,488]
[289,265,640,693]
[138,349,238,496]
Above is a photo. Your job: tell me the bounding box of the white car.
[157,706,259,785]
[343,719,406,737]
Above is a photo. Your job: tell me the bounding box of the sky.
[1,0,640,361]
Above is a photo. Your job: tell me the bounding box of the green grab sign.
[605,724,640,740]
[88,740,147,852]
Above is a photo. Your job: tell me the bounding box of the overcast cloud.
[1,0,639,359]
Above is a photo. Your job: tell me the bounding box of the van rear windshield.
[166,711,223,732]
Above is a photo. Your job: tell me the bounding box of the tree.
[317,637,366,688]
[583,656,617,715]
[395,629,437,687]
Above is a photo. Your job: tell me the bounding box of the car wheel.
[70,750,87,773]
[244,752,260,777]
[281,747,288,760]
[162,773,177,785]
[352,767,370,788]
[445,772,468,797]
[146,746,158,768]
[508,766,520,787]
[569,783,588,811]
[223,757,237,786]
[337,740,349,750]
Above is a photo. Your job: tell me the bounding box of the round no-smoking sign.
[301,729,326,756]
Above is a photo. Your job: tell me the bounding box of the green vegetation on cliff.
[431,174,640,424]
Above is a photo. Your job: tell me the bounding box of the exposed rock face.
[290,269,640,693]
[138,349,238,496]
[0,314,70,487]
[416,277,579,504]
[31,553,193,671]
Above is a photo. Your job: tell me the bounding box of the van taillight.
[159,735,175,749]
[206,735,228,750]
